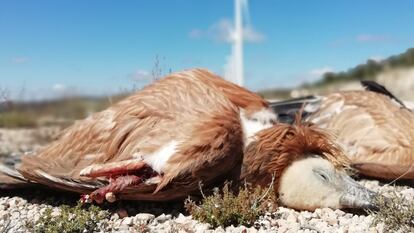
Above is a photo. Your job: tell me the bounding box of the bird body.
[271,83,414,180]
[0,69,377,211]
[14,69,276,202]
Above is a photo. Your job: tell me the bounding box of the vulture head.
[279,157,378,210]
[242,119,378,211]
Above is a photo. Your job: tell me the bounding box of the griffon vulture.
[0,69,377,210]
[270,81,414,181]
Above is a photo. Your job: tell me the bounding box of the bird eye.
[314,169,329,182]
[319,173,328,181]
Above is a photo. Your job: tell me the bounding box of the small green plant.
[368,191,414,232]
[26,202,109,233]
[185,181,277,228]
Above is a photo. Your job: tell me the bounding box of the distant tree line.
[311,48,414,87]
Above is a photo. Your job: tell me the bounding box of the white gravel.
[0,127,60,155]
[1,180,412,233]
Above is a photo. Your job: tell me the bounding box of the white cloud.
[10,56,30,64]
[128,69,151,81]
[189,18,265,43]
[355,34,389,43]
[309,67,334,77]
[51,84,80,98]
[243,25,265,43]
[52,84,66,92]
[209,18,233,43]
[368,56,384,62]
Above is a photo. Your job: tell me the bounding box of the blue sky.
[1,0,414,100]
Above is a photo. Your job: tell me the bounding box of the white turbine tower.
[224,0,249,87]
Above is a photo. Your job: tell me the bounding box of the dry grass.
[185,181,277,228]
[368,191,414,232]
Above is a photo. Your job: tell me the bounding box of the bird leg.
[82,175,141,203]
[79,160,160,203]
[79,159,147,178]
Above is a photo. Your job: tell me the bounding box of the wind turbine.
[224,0,249,87]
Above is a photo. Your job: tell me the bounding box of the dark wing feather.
[360,80,410,110]
[268,96,322,124]
[0,155,31,188]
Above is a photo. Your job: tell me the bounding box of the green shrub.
[368,191,414,232]
[0,112,38,128]
[27,202,109,233]
[185,182,277,228]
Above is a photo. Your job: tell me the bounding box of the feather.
[241,117,349,191]
[0,154,30,188]
[360,80,410,110]
[10,68,262,201]
[269,96,322,124]
[269,88,414,180]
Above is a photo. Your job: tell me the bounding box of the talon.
[105,192,116,203]
[144,175,162,185]
[80,194,92,204]
[85,174,143,204]
[80,162,159,203]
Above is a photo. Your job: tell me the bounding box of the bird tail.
[0,154,31,189]
[16,154,105,194]
[268,95,323,124]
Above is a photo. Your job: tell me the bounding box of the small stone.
[278,225,288,233]
[334,209,345,216]
[8,198,20,208]
[155,213,172,223]
[134,213,155,224]
[175,213,190,224]
[51,209,61,217]
[336,226,347,233]
[286,213,297,223]
[214,226,225,233]
[301,211,312,219]
[194,223,210,233]
[327,216,338,226]
[0,210,9,219]
[225,225,235,232]
[121,217,133,226]
[313,209,322,217]
[268,219,277,227]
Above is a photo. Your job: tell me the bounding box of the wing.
[17,69,246,198]
[121,104,244,200]
[180,69,269,116]
[268,96,322,124]
[0,154,31,189]
[360,80,409,110]
[309,91,414,180]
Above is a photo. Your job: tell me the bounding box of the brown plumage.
[0,68,362,209]
[309,91,414,180]
[271,85,414,180]
[241,118,349,191]
[10,68,275,202]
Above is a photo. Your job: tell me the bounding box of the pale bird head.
[278,157,378,211]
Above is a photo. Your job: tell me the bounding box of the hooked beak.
[339,176,379,210]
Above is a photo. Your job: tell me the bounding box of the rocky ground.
[0,127,61,156]
[0,127,413,233]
